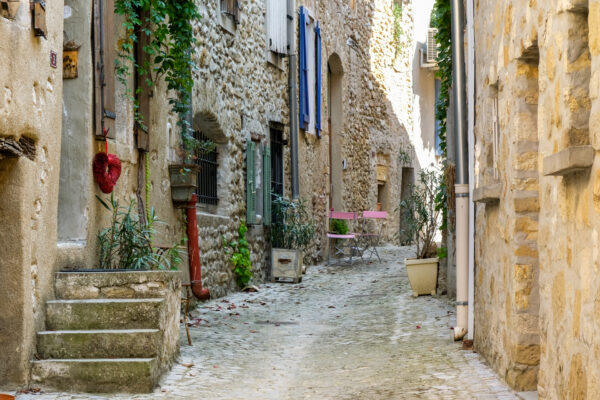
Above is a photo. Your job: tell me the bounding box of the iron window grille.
[195,131,219,206]
[270,127,284,197]
[220,0,239,24]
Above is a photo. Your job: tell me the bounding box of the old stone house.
[471,0,600,397]
[0,0,439,390]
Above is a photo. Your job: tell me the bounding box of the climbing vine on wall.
[431,0,452,235]
[392,2,403,61]
[114,0,207,160]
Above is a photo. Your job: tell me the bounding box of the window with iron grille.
[220,0,239,24]
[270,127,284,197]
[195,132,219,205]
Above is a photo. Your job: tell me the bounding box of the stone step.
[54,270,180,300]
[46,299,164,330]
[37,329,161,359]
[31,358,159,393]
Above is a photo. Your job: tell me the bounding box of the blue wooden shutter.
[263,146,272,226]
[246,141,257,225]
[299,7,310,130]
[315,22,322,138]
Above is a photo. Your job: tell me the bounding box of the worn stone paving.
[18,246,517,400]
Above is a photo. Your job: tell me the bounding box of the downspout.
[187,194,210,300]
[466,0,476,342]
[451,0,469,341]
[288,0,299,200]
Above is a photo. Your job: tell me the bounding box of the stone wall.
[473,0,600,396]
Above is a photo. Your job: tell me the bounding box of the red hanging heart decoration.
[93,152,122,194]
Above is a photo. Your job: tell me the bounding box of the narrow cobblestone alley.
[19,247,517,400]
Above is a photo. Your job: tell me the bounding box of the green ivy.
[224,222,253,288]
[431,0,452,232]
[114,0,209,161]
[392,3,403,61]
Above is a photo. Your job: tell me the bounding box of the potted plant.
[168,164,200,206]
[397,168,442,297]
[270,195,315,283]
[96,195,184,270]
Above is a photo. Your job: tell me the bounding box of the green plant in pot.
[397,168,443,297]
[270,194,315,283]
[97,195,184,270]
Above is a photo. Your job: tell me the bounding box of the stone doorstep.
[36,329,161,359]
[54,270,181,300]
[45,298,164,330]
[30,358,159,394]
[542,145,594,176]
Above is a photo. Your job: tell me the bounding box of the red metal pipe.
[186,194,210,300]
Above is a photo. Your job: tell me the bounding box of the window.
[267,0,287,55]
[492,94,500,180]
[220,0,239,23]
[298,6,322,136]
[195,132,219,206]
[93,0,116,139]
[270,127,284,197]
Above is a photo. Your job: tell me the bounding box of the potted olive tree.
[398,168,443,297]
[270,195,315,283]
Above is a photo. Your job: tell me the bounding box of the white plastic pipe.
[466,0,475,341]
[454,184,469,341]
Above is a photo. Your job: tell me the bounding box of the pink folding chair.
[357,211,387,262]
[327,211,357,266]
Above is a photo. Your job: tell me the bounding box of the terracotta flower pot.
[169,164,199,206]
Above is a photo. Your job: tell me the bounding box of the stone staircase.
[31,270,181,393]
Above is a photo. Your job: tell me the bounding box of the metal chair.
[357,210,387,263]
[327,211,358,265]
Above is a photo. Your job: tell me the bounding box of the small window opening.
[195,131,219,205]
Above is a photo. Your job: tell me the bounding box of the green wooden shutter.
[263,146,272,226]
[246,141,257,225]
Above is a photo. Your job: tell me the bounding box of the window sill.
[218,12,236,35]
[267,50,285,71]
[473,181,502,204]
[542,145,594,177]
[196,210,231,229]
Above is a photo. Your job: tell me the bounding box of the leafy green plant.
[114,0,211,161]
[224,221,253,288]
[271,195,315,249]
[431,0,452,231]
[392,2,403,61]
[397,168,443,259]
[97,195,184,270]
[329,219,349,235]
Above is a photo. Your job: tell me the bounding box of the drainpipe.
[187,194,210,300]
[451,0,469,341]
[288,0,299,200]
[466,0,476,342]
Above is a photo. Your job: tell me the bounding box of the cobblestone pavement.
[18,246,517,400]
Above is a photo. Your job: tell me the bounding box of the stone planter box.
[271,248,303,283]
[405,257,438,297]
[169,165,199,206]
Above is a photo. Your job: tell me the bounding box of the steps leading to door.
[31,270,181,393]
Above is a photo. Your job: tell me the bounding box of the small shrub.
[97,195,183,270]
[271,195,315,249]
[224,221,252,288]
[329,219,349,235]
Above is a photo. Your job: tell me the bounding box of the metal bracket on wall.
[0,0,20,19]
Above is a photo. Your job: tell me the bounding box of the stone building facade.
[472,0,600,397]
[0,0,436,390]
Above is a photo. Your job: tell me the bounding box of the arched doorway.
[328,53,343,211]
